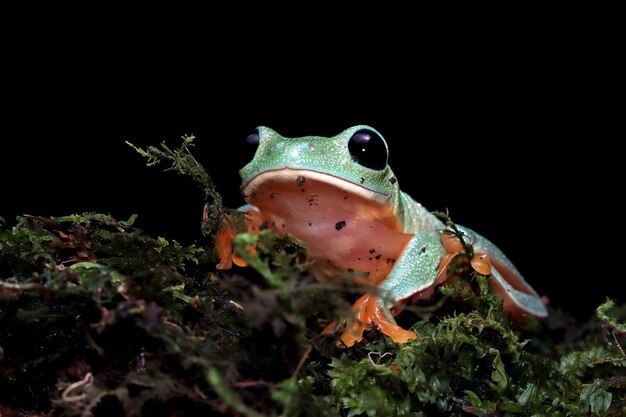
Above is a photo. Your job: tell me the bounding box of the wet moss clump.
[0,136,624,416]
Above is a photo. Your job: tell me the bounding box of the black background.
[1,25,622,319]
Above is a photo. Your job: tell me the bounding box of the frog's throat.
[241,168,391,204]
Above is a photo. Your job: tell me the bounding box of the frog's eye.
[348,129,388,170]
[246,130,260,145]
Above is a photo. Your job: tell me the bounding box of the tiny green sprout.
[433,209,475,259]
[597,298,626,335]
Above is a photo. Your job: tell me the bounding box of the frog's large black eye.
[348,129,388,170]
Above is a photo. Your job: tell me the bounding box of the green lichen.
[1,135,625,416]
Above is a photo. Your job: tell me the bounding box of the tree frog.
[216,126,548,346]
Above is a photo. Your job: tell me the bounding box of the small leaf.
[119,214,138,228]
[490,349,508,393]
[580,379,612,413]
[465,389,497,412]
[518,382,536,406]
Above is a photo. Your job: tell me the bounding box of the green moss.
[0,135,624,416]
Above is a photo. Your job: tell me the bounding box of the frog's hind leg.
[458,226,548,322]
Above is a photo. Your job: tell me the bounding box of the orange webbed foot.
[216,223,247,269]
[338,294,417,347]
[215,205,264,270]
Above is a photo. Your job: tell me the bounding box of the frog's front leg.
[339,231,446,347]
[215,204,264,270]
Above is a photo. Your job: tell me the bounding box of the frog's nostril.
[308,143,315,151]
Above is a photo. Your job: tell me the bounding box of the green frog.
[216,126,548,346]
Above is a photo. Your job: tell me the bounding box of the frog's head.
[239,125,399,207]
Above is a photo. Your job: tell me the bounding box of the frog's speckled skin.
[221,126,547,345]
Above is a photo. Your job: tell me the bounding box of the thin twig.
[611,331,625,359]
[232,380,281,389]
[293,344,313,378]
[593,331,626,365]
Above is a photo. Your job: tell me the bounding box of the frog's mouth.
[241,168,391,205]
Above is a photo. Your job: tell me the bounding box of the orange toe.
[339,294,372,346]
[340,318,370,347]
[216,225,237,270]
[374,310,417,343]
[322,320,338,335]
[471,252,491,275]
